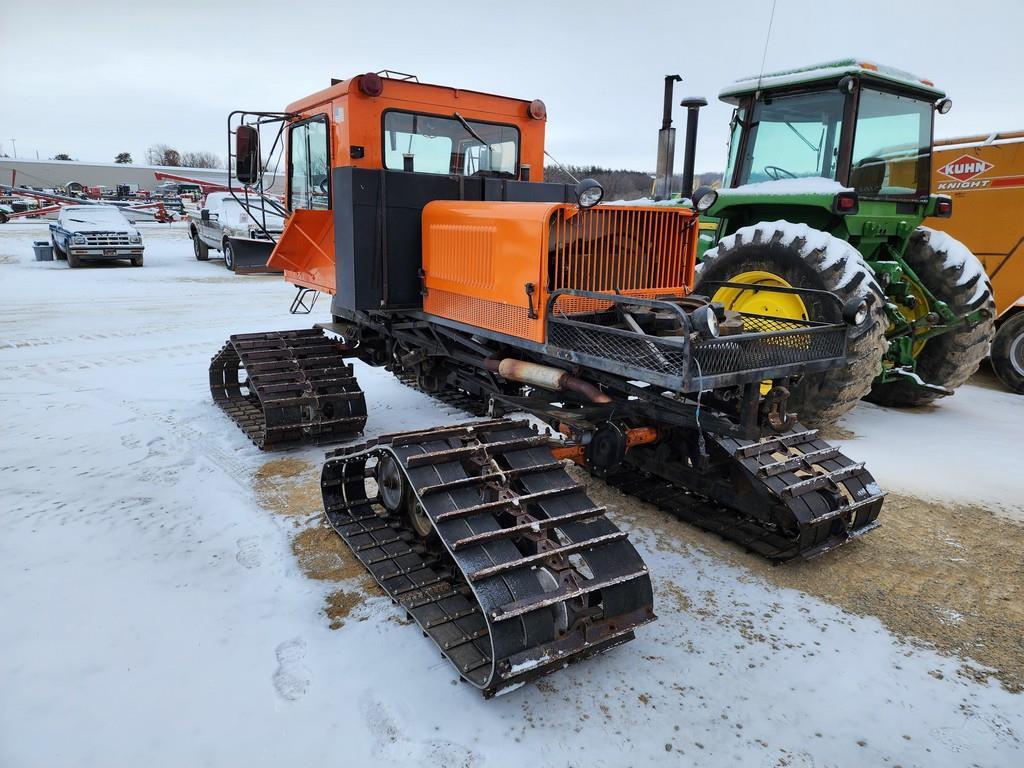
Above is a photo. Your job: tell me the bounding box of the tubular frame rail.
[544,286,850,393]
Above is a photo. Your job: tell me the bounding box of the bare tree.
[52,153,73,161]
[180,150,222,169]
[114,152,133,164]
[146,144,182,167]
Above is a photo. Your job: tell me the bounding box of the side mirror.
[200,209,210,222]
[236,125,260,186]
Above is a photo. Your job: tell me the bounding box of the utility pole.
[10,139,16,159]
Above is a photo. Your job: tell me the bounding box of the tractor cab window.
[383,111,519,177]
[850,88,932,197]
[289,116,330,210]
[736,90,846,185]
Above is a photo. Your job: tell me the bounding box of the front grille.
[549,206,697,314]
[83,231,131,246]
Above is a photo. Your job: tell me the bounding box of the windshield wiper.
[784,121,821,153]
[453,112,489,148]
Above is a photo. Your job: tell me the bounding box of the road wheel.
[223,240,235,271]
[377,453,433,539]
[67,248,82,268]
[131,255,144,267]
[193,230,210,261]
[695,221,886,427]
[989,312,1024,394]
[865,227,995,407]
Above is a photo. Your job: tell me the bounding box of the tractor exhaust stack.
[679,96,707,200]
[653,75,682,201]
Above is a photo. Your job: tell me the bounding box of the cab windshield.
[733,90,846,186]
[727,86,934,197]
[382,111,519,177]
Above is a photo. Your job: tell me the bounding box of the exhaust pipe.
[653,74,682,201]
[485,358,611,404]
[679,96,707,201]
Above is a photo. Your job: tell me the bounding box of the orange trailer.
[926,131,1024,392]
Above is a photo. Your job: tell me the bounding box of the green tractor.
[690,59,996,425]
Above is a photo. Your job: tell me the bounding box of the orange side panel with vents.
[267,209,336,294]
[423,201,558,343]
[422,201,699,344]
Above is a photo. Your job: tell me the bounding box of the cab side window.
[289,116,330,210]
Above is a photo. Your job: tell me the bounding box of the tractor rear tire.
[695,221,886,427]
[865,227,995,407]
[989,312,1024,395]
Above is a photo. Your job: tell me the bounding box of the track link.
[321,418,655,697]
[610,425,883,561]
[209,329,367,450]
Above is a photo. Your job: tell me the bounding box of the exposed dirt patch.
[749,493,1024,693]
[254,457,323,519]
[818,423,856,441]
[254,457,381,626]
[324,588,363,629]
[291,523,368,583]
[569,465,1024,693]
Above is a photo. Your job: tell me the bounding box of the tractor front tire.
[866,227,995,407]
[695,221,886,427]
[989,312,1024,395]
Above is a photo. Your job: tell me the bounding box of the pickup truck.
[188,191,284,272]
[49,205,144,267]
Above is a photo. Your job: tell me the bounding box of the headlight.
[129,234,142,244]
[691,303,720,339]
[574,178,604,209]
[842,296,870,326]
[72,234,86,244]
[693,186,718,213]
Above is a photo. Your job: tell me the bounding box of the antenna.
[755,0,778,93]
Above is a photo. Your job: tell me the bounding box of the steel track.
[209,329,367,449]
[391,369,883,561]
[321,419,655,697]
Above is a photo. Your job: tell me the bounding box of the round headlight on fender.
[692,185,718,213]
[691,303,720,339]
[574,178,604,209]
[842,296,870,326]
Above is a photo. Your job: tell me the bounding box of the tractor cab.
[718,59,949,200]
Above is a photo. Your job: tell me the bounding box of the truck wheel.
[223,240,235,271]
[989,312,1024,394]
[695,221,886,427]
[865,227,995,407]
[51,237,67,261]
[131,255,144,267]
[193,230,210,261]
[67,247,82,268]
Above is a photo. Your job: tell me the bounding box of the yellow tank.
[926,131,1024,393]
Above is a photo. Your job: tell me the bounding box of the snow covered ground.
[1,222,1022,767]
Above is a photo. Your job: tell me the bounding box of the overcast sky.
[3,0,1022,174]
